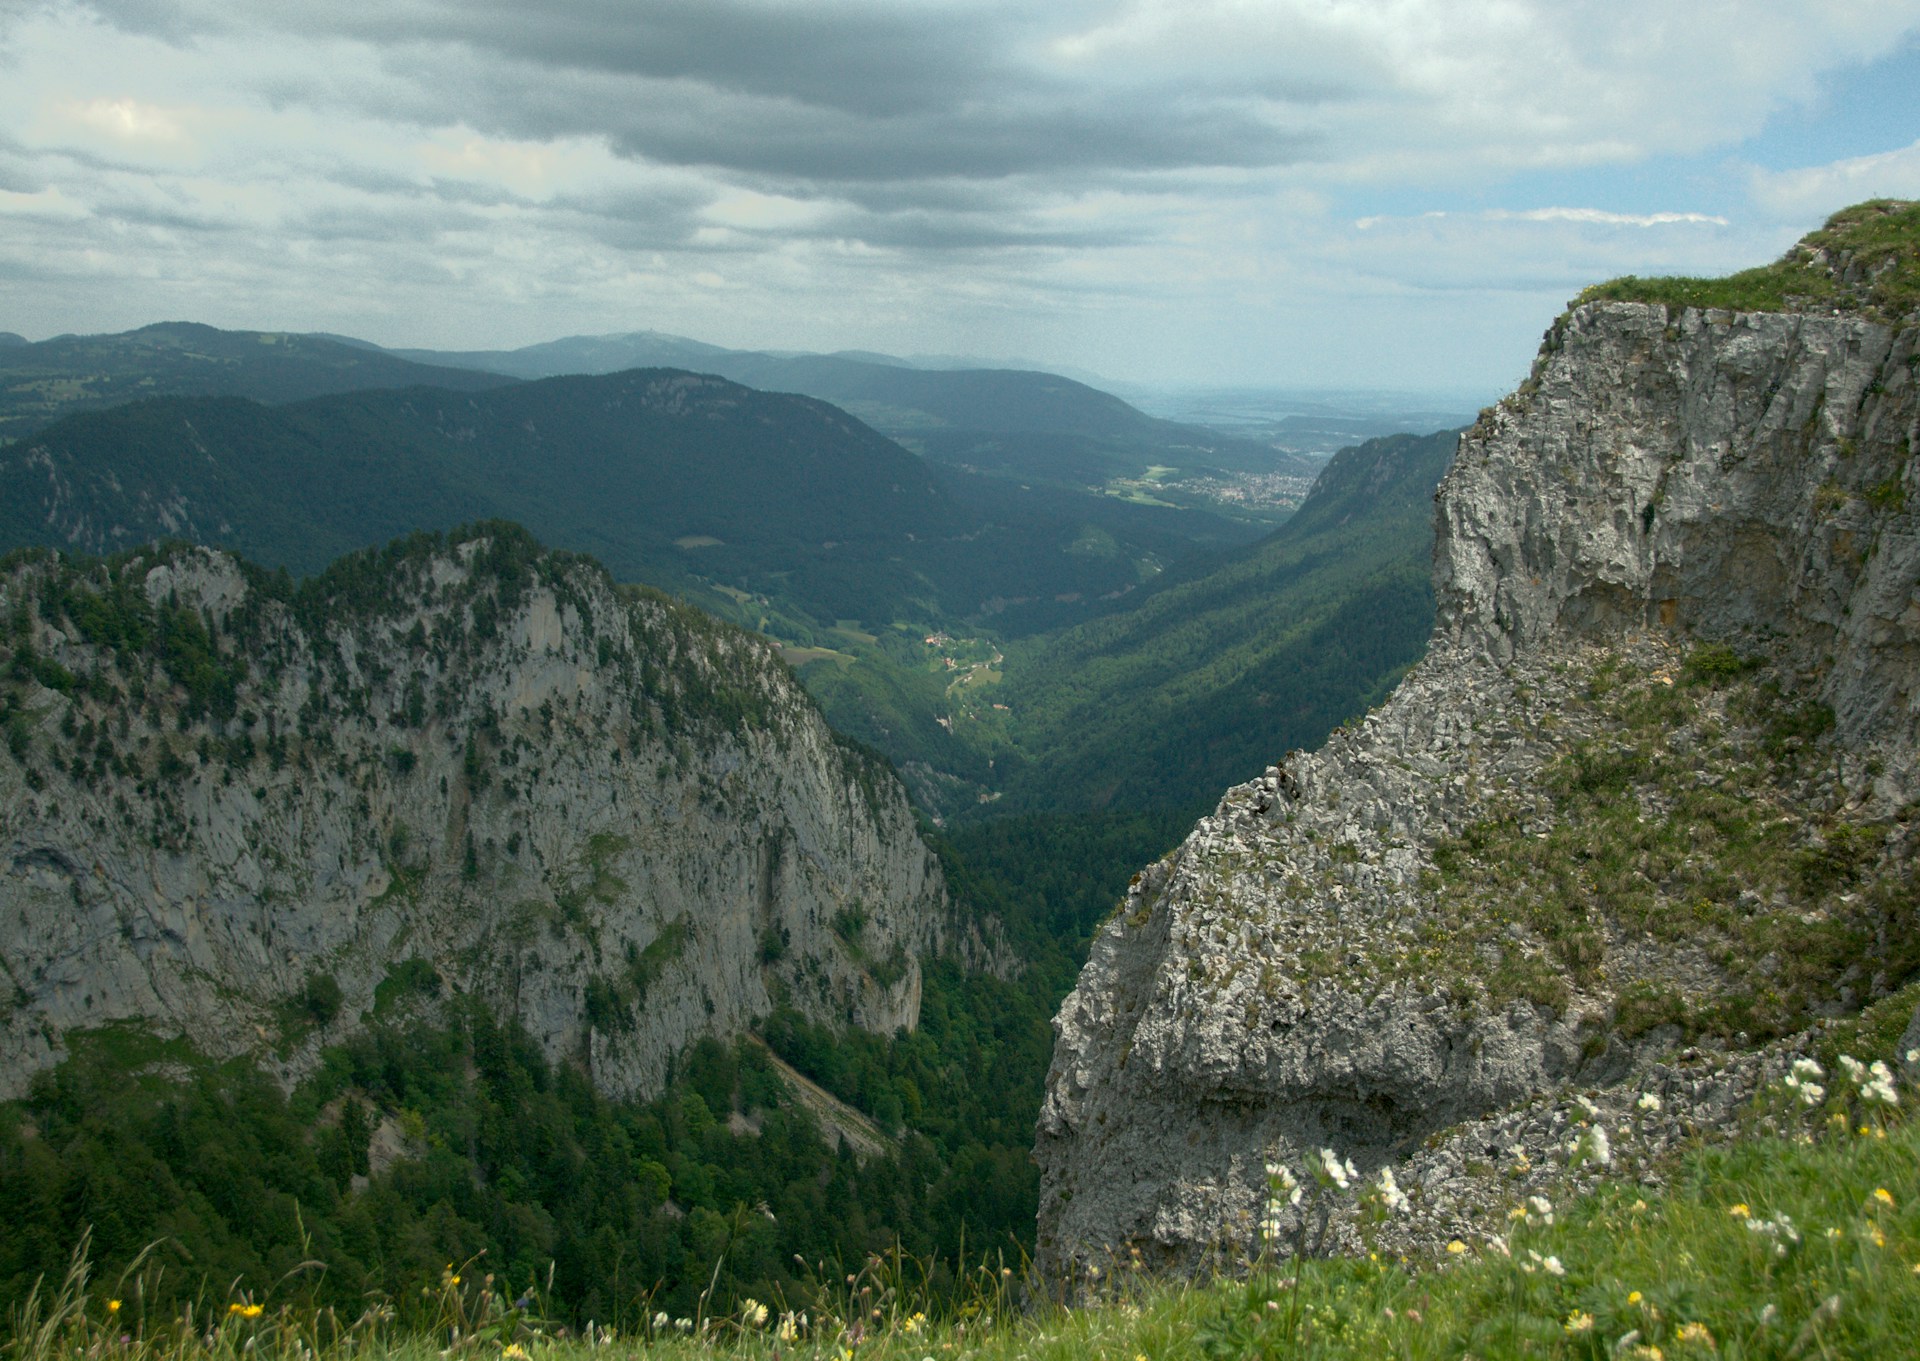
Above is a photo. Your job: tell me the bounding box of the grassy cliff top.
[1573,198,1920,324]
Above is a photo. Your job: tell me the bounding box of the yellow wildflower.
[1875,1188,1896,1207]
[106,1300,121,1315]
[1446,1240,1467,1254]
[1675,1320,1715,1348]
[1628,1291,1644,1305]
[1728,1204,1750,1218]
[1564,1310,1594,1333]
[502,1346,530,1360]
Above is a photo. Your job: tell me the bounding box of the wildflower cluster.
[1565,1092,1614,1169]
[1370,1167,1410,1217]
[1315,1147,1357,1192]
[1842,1055,1900,1107]
[1740,1208,1801,1258]
[1784,1057,1827,1106]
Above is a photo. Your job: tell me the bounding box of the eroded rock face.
[1035,301,1920,1276]
[0,533,955,1099]
[1438,304,1920,749]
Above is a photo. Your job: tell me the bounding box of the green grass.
[1573,199,1920,324]
[16,1051,1920,1359]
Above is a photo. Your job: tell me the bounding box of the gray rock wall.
[1034,300,1919,1277]
[1438,303,1920,749]
[0,536,954,1099]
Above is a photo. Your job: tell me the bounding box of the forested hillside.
[977,431,1456,814]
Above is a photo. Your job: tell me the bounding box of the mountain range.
[0,323,1446,819]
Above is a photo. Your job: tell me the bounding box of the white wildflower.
[1575,1094,1601,1121]
[1745,1213,1799,1257]
[1317,1147,1356,1191]
[1267,1161,1302,1206]
[1864,1060,1899,1106]
[1839,1055,1866,1085]
[1541,1255,1566,1277]
[1636,1092,1661,1113]
[1528,1195,1555,1225]
[651,1313,669,1332]
[1374,1166,1410,1214]
[1784,1064,1828,1106]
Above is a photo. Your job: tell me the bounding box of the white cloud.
[1746,139,1920,218]
[1495,208,1729,228]
[1338,208,1779,296]
[1356,208,1729,231]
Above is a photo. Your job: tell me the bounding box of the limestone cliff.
[0,525,955,1099]
[1036,205,1920,1276]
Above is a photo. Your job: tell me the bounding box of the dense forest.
[0,809,1182,1326]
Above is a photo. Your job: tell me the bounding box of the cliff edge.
[1035,202,1920,1276]
[0,525,955,1099]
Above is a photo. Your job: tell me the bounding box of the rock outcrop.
[1035,216,1920,1276]
[0,526,955,1099]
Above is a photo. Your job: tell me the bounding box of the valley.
[2,201,1917,1355]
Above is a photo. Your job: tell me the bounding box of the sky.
[2,1,1919,397]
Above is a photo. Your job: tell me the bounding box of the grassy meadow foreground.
[13,1014,1920,1361]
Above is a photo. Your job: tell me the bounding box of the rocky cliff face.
[0,526,954,1099]
[1036,273,1919,1273]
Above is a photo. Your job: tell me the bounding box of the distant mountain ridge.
[382,329,1313,491]
[0,321,514,443]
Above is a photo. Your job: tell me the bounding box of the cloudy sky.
[3,0,1919,395]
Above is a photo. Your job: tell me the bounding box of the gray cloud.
[9,0,1920,388]
[81,0,1329,191]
